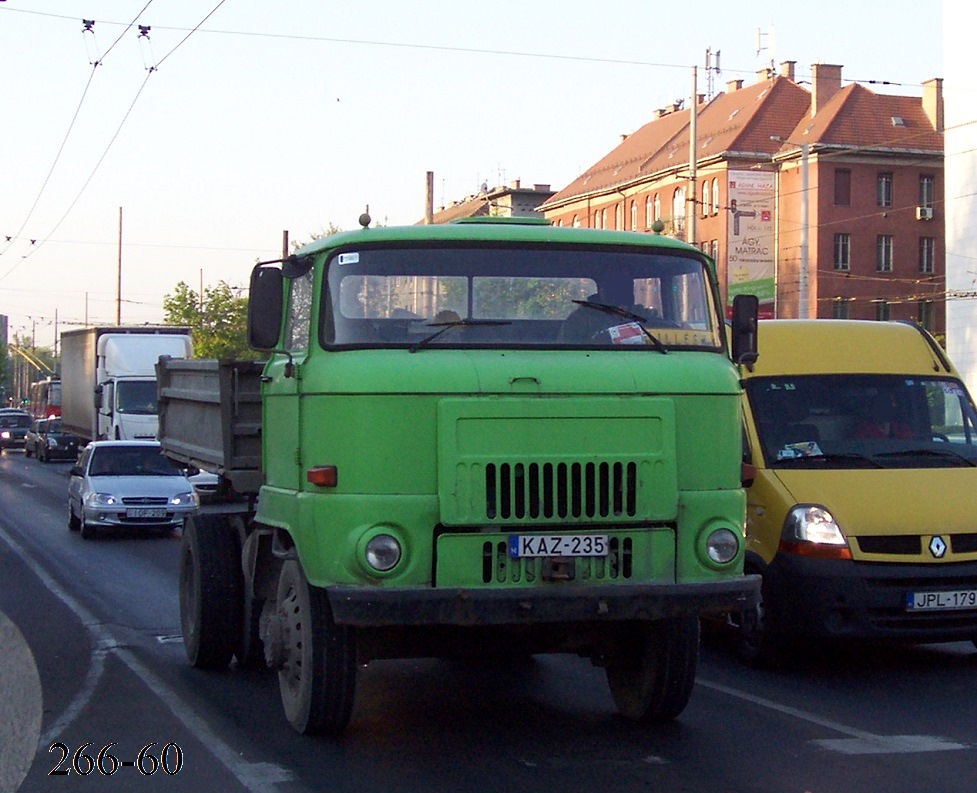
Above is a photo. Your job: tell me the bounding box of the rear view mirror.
[248,265,284,351]
[730,294,759,369]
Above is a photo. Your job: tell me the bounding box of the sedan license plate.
[906,589,977,611]
[126,507,167,519]
[508,534,608,558]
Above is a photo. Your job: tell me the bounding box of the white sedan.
[67,441,198,539]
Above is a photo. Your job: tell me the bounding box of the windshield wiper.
[873,447,977,467]
[775,451,884,468]
[408,318,512,353]
[570,300,668,354]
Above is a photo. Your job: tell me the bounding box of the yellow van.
[736,319,977,662]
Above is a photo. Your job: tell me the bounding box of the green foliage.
[163,281,260,360]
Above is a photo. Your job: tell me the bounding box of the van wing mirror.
[730,294,759,370]
[248,264,284,351]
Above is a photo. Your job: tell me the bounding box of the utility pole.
[116,206,122,325]
[688,66,698,247]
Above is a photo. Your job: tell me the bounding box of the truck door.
[262,269,313,492]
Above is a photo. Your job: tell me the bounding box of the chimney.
[780,61,796,81]
[922,78,944,133]
[757,67,772,83]
[726,79,744,92]
[509,179,521,189]
[533,184,550,192]
[425,171,434,224]
[811,63,843,116]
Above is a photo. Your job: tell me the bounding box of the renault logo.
[929,536,947,558]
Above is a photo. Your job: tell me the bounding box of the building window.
[833,233,851,271]
[919,175,935,208]
[712,178,720,214]
[876,235,893,272]
[572,214,580,228]
[702,181,711,218]
[601,208,607,229]
[877,172,893,208]
[831,298,851,319]
[615,204,623,230]
[834,169,851,206]
[919,237,935,274]
[645,195,653,227]
[710,240,719,263]
[653,193,661,221]
[918,300,934,331]
[672,187,686,234]
[630,201,638,231]
[593,210,600,229]
[875,300,891,321]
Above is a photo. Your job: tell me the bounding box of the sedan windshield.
[88,446,183,476]
[317,244,722,351]
[746,374,977,468]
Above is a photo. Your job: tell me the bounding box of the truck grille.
[485,461,637,521]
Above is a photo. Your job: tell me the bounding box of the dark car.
[25,418,82,462]
[0,411,32,452]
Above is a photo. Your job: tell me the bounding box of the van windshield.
[745,375,977,468]
[320,244,722,351]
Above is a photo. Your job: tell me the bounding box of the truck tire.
[179,514,242,669]
[275,559,356,735]
[734,570,786,668]
[605,616,699,723]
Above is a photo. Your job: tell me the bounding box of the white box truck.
[61,326,193,442]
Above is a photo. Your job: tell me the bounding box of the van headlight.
[781,505,852,559]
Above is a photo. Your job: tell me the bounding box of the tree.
[163,281,259,360]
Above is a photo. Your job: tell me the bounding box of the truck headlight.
[365,534,402,572]
[705,527,740,564]
[780,505,852,559]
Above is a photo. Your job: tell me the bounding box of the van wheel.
[605,617,699,723]
[179,515,242,669]
[274,559,356,735]
[733,570,786,668]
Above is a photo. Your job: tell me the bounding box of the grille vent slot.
[484,461,637,521]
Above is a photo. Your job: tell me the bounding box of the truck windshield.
[321,245,721,350]
[746,374,977,468]
[116,381,159,415]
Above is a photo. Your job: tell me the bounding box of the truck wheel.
[275,559,356,735]
[67,502,80,531]
[179,515,242,669]
[605,617,699,723]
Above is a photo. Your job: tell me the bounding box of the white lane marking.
[0,525,296,792]
[698,678,968,755]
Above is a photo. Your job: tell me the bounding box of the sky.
[0,0,944,350]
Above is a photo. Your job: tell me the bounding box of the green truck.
[157,215,760,735]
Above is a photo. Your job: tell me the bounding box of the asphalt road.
[2,449,975,793]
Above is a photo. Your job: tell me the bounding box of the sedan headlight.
[781,505,852,559]
[88,492,119,507]
[169,491,198,507]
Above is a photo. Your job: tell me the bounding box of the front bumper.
[328,576,760,627]
[82,506,196,530]
[766,553,977,642]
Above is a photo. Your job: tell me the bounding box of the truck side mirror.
[248,265,284,351]
[93,385,102,410]
[730,294,759,370]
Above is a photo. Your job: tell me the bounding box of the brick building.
[540,62,945,334]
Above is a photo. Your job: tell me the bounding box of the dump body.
[156,357,263,496]
[740,319,977,649]
[61,326,192,442]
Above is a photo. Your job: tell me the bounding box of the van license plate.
[127,508,167,519]
[508,534,608,558]
[906,590,977,611]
